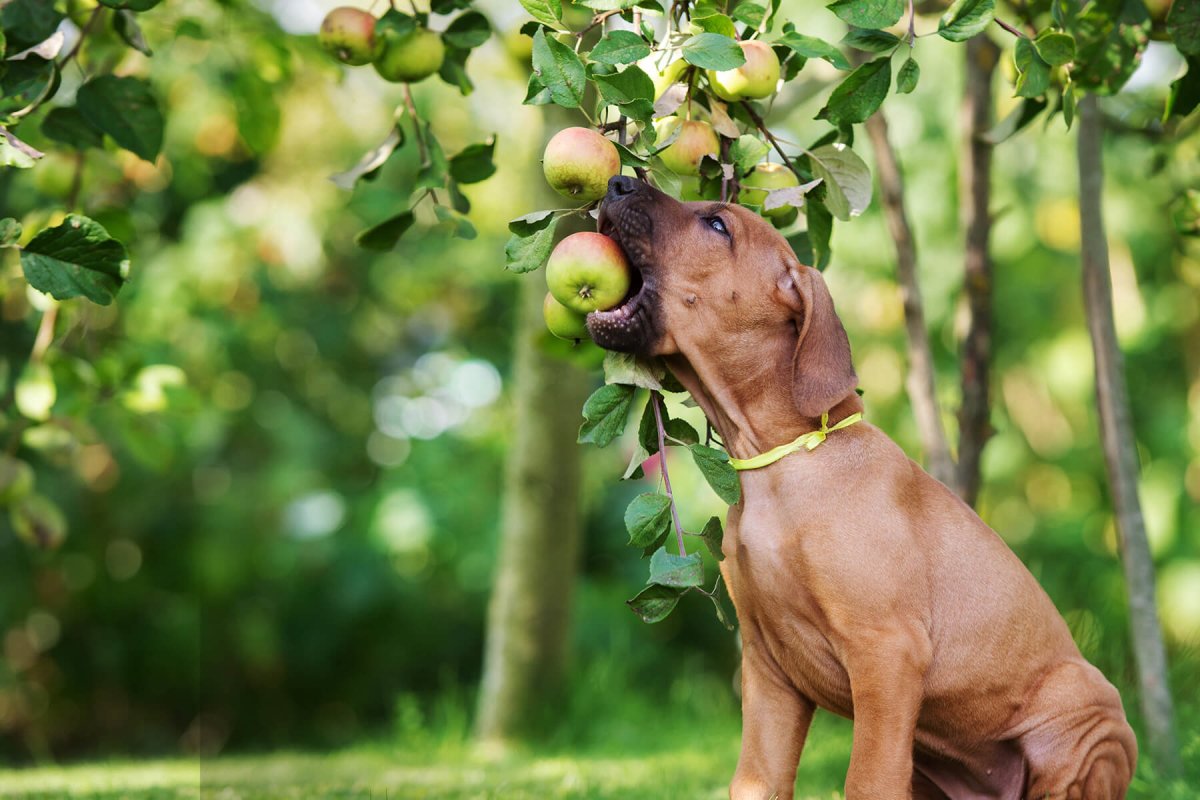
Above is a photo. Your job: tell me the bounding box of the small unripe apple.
[546,232,631,314]
[653,117,719,176]
[639,54,689,99]
[543,292,590,342]
[374,22,444,83]
[319,7,378,66]
[707,40,780,101]
[740,162,799,219]
[543,127,621,204]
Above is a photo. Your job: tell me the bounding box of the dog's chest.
[723,521,854,715]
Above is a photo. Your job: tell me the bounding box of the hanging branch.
[864,112,955,487]
[1077,93,1181,778]
[956,36,999,507]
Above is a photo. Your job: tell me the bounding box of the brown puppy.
[590,176,1137,800]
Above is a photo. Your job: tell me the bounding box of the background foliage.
[0,0,1197,794]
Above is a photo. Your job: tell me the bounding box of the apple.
[543,127,621,204]
[707,40,780,101]
[543,292,590,342]
[639,54,689,100]
[374,20,445,83]
[740,162,800,219]
[545,232,631,314]
[319,7,378,66]
[653,117,719,176]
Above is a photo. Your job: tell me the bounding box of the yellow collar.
[728,412,863,471]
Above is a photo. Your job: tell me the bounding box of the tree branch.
[1077,93,1181,777]
[651,391,687,556]
[956,36,999,507]
[864,111,955,487]
[740,101,800,179]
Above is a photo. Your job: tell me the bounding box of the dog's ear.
[776,263,857,418]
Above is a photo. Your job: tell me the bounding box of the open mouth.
[588,209,654,352]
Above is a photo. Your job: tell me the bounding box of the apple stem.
[403,86,429,167]
[652,391,688,557]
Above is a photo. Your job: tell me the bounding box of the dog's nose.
[607,175,642,200]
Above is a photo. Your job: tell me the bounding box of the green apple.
[374,20,445,83]
[543,127,621,204]
[543,292,591,342]
[740,162,800,219]
[0,455,34,506]
[707,40,780,101]
[545,232,631,314]
[639,54,689,100]
[653,117,719,176]
[319,7,378,66]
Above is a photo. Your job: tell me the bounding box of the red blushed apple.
[707,40,780,101]
[740,162,800,219]
[545,232,631,314]
[319,7,378,66]
[543,292,590,342]
[543,127,622,204]
[653,117,719,176]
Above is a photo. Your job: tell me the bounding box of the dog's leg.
[843,626,932,800]
[730,646,814,800]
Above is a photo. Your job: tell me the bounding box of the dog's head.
[591,176,856,417]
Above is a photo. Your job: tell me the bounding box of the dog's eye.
[706,216,729,237]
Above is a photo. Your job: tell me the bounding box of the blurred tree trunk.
[1077,94,1181,776]
[865,111,955,487]
[956,36,999,508]
[475,100,591,742]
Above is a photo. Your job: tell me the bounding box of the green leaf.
[806,199,833,269]
[443,11,491,50]
[809,143,872,221]
[693,13,739,38]
[1071,0,1150,95]
[521,0,564,28]
[626,583,684,623]
[775,32,851,70]
[604,351,664,389]
[98,0,163,10]
[76,76,164,162]
[448,136,496,184]
[625,493,673,547]
[0,0,64,51]
[113,9,153,55]
[841,27,900,53]
[1062,82,1076,129]
[578,382,635,447]
[1165,56,1200,119]
[504,214,560,272]
[681,32,746,70]
[20,215,129,304]
[648,547,705,587]
[0,129,42,168]
[355,211,416,251]
[0,56,58,116]
[0,218,21,247]
[41,107,105,150]
[1034,29,1075,65]
[15,361,55,422]
[330,128,403,190]
[982,96,1048,143]
[732,2,767,28]
[689,444,741,504]
[531,28,587,108]
[815,56,891,127]
[826,0,905,29]
[698,516,725,560]
[729,135,770,176]
[439,45,476,96]
[433,205,476,240]
[1168,0,1200,55]
[232,70,280,156]
[615,141,650,168]
[937,0,994,42]
[897,56,919,93]
[593,65,655,105]
[589,30,651,64]
[1014,37,1051,98]
[508,210,558,236]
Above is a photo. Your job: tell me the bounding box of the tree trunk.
[1076,94,1181,776]
[956,36,999,508]
[865,111,955,487]
[474,269,590,744]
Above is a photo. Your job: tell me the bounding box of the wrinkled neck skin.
[663,347,864,467]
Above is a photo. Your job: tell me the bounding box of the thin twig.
[577,9,623,39]
[652,391,687,556]
[906,0,916,46]
[402,86,428,165]
[740,101,800,178]
[30,305,59,363]
[994,18,1024,38]
[59,6,103,69]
